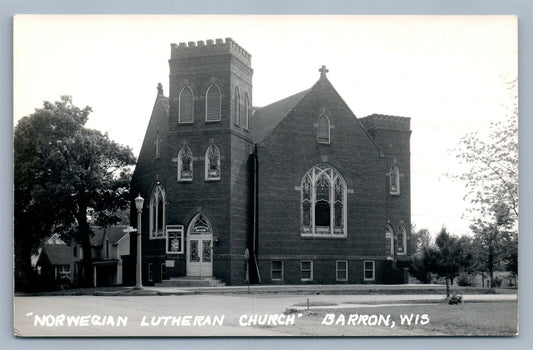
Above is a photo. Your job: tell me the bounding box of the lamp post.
[134,194,144,290]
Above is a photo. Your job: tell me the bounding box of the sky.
[13,15,518,237]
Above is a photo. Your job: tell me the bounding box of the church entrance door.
[186,213,213,277]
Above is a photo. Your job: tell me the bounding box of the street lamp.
[134,194,144,290]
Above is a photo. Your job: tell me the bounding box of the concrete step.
[155,277,226,288]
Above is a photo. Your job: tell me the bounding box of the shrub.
[457,272,474,286]
[447,293,463,305]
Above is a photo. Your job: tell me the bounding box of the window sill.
[205,119,221,124]
[178,121,194,125]
[205,178,220,182]
[301,233,346,239]
[389,192,400,196]
[149,236,166,240]
[178,179,193,183]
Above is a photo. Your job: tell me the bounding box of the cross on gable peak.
[319,65,329,79]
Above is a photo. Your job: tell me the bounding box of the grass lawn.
[279,301,518,336]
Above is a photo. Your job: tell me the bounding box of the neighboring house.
[36,226,131,288]
[35,244,76,288]
[88,225,131,286]
[130,38,412,286]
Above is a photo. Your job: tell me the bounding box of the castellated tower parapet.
[171,37,252,65]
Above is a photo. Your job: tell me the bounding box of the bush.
[457,272,474,286]
[447,293,463,305]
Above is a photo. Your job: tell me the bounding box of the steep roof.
[41,244,73,266]
[90,226,129,246]
[250,89,309,143]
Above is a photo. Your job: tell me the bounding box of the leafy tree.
[449,83,518,221]
[14,96,136,289]
[470,201,516,288]
[423,228,473,297]
[409,228,433,283]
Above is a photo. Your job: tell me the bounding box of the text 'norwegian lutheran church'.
[129,38,412,286]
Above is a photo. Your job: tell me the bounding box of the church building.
[129,38,412,286]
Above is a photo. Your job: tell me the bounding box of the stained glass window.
[398,225,407,255]
[178,146,193,181]
[149,184,165,239]
[202,240,212,262]
[390,164,400,195]
[301,164,347,237]
[317,114,330,144]
[385,225,394,260]
[206,84,221,122]
[190,214,211,235]
[190,240,199,262]
[179,86,194,123]
[205,144,221,180]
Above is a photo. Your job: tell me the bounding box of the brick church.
[129,38,412,286]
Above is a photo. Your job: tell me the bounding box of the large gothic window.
[243,93,250,130]
[149,184,166,239]
[390,163,400,195]
[301,164,347,237]
[385,225,394,260]
[205,84,221,122]
[179,86,194,123]
[205,144,221,180]
[233,87,240,126]
[317,114,330,144]
[397,224,407,255]
[178,146,193,181]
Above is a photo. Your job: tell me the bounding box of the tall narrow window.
[301,164,347,237]
[178,146,193,181]
[205,144,221,180]
[390,163,400,195]
[317,114,330,144]
[155,130,161,159]
[385,225,394,260]
[233,87,240,125]
[149,184,166,239]
[243,93,250,130]
[179,86,194,123]
[397,225,407,255]
[206,84,221,122]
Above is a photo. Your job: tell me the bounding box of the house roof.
[250,89,309,143]
[42,244,74,266]
[90,225,129,246]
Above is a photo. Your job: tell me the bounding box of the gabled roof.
[41,244,74,266]
[90,225,129,246]
[250,89,309,143]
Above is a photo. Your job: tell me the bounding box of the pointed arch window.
[243,93,250,130]
[317,114,330,144]
[301,164,347,237]
[205,144,221,180]
[233,87,240,126]
[149,184,166,239]
[397,225,407,255]
[390,163,400,195]
[179,86,194,123]
[385,225,394,260]
[206,84,221,122]
[178,146,193,181]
